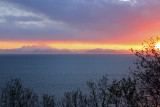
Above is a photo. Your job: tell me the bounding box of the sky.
[0,0,160,51]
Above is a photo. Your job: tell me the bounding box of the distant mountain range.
[0,45,130,54]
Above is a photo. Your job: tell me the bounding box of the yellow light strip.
[47,43,141,50]
[0,41,141,50]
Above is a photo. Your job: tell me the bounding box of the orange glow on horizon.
[0,41,142,50]
[0,41,38,49]
[47,43,141,50]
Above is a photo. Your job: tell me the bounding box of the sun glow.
[155,42,160,50]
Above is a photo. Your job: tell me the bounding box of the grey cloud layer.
[1,0,160,42]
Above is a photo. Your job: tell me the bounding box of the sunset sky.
[0,0,160,51]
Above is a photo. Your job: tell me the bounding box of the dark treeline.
[0,38,160,107]
[0,76,141,107]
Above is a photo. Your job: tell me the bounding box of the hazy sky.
[0,0,160,50]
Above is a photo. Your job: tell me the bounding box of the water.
[0,54,135,98]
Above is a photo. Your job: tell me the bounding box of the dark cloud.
[0,21,80,41]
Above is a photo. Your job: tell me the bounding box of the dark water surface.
[0,54,135,97]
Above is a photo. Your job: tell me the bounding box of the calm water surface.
[0,54,135,97]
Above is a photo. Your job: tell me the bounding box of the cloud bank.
[0,0,160,44]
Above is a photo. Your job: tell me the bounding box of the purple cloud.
[0,0,160,43]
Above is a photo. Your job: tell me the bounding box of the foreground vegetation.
[0,38,160,107]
